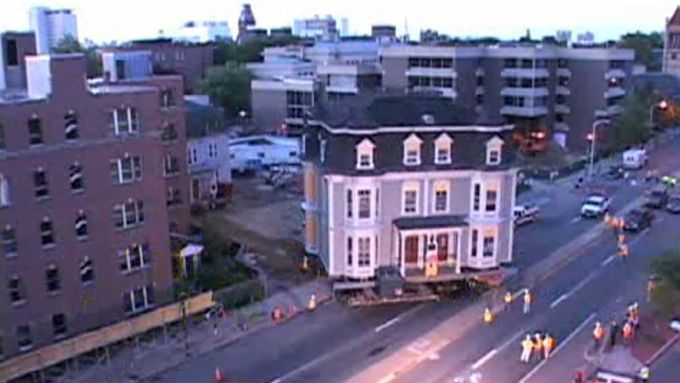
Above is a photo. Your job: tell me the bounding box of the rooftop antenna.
[403,16,409,42]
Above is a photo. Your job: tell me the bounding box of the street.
[152,140,680,383]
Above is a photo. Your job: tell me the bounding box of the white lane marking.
[512,288,527,300]
[270,379,282,383]
[549,293,570,309]
[569,216,582,224]
[375,316,403,333]
[567,271,598,297]
[601,255,615,266]
[496,329,527,353]
[517,312,596,383]
[471,349,498,370]
[376,373,396,383]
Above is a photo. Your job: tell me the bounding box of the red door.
[405,236,419,264]
[436,234,448,262]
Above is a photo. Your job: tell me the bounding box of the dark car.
[667,195,680,214]
[644,188,669,209]
[603,166,624,180]
[623,209,654,232]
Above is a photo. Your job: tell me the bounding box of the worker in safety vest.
[629,302,640,328]
[593,321,605,348]
[639,365,650,382]
[622,321,634,344]
[618,243,629,258]
[523,289,532,314]
[532,333,543,361]
[483,307,493,324]
[308,293,317,311]
[520,335,534,363]
[542,333,555,359]
[503,291,513,311]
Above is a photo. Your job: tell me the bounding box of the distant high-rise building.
[293,15,338,41]
[556,30,572,45]
[29,6,78,54]
[171,21,231,43]
[237,3,256,44]
[372,25,397,43]
[664,6,680,74]
[576,31,595,46]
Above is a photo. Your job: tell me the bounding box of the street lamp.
[649,100,668,130]
[587,119,610,179]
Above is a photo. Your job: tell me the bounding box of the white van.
[622,149,647,170]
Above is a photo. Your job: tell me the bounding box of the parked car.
[667,195,680,214]
[581,194,612,218]
[623,208,654,232]
[662,175,679,188]
[603,165,624,180]
[644,188,669,209]
[513,203,539,227]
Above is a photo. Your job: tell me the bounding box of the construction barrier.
[0,292,214,382]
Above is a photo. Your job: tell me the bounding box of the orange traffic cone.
[214,366,224,382]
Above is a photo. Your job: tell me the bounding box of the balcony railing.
[556,86,570,96]
[500,68,550,78]
[555,104,570,114]
[500,87,549,98]
[405,67,457,78]
[500,105,548,117]
[604,69,626,80]
[604,87,626,99]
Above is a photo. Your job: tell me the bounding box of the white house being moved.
[229,135,301,173]
[302,93,518,294]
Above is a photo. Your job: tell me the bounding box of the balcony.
[405,67,457,78]
[604,69,626,80]
[475,86,485,95]
[500,105,548,117]
[326,84,359,94]
[410,86,457,99]
[557,68,571,78]
[500,87,549,98]
[556,86,570,96]
[604,87,626,99]
[500,68,550,78]
[596,104,624,117]
[555,104,570,114]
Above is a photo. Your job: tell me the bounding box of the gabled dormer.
[434,133,453,165]
[485,136,504,166]
[356,138,375,170]
[403,133,422,166]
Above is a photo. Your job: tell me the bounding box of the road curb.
[646,333,680,365]
[136,292,334,381]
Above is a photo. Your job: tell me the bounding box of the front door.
[404,235,419,265]
[436,233,449,262]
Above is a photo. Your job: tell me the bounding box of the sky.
[1,0,677,44]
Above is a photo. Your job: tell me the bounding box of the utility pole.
[179,292,190,357]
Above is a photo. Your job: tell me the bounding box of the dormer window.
[486,136,504,166]
[403,134,422,166]
[356,138,375,170]
[434,133,453,164]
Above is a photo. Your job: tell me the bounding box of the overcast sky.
[1,0,677,44]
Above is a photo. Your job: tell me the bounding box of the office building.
[171,21,231,43]
[29,7,78,54]
[293,15,339,40]
[664,6,680,74]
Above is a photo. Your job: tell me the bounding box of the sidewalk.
[64,278,332,383]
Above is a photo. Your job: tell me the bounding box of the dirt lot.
[198,173,314,285]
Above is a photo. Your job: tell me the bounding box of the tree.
[213,35,303,65]
[618,31,663,71]
[197,62,252,117]
[650,249,680,316]
[608,92,650,151]
[53,36,102,78]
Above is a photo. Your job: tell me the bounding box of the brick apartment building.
[115,38,216,93]
[380,45,634,151]
[0,34,188,360]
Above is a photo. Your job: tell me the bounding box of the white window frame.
[0,173,9,207]
[432,180,450,213]
[208,143,217,158]
[357,189,372,219]
[434,133,453,164]
[320,139,327,163]
[119,243,149,273]
[357,236,371,268]
[356,138,375,170]
[402,181,420,215]
[403,133,422,166]
[114,155,142,184]
[484,182,499,213]
[115,199,144,229]
[301,134,307,155]
[112,107,139,135]
[127,285,153,313]
[486,136,504,166]
[482,229,496,258]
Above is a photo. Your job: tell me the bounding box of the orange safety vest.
[622,323,634,338]
[593,325,605,340]
[504,292,513,304]
[524,292,532,304]
[543,336,555,350]
[533,337,543,351]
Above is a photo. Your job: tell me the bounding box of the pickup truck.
[581,194,611,218]
[513,203,539,227]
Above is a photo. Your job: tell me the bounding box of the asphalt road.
[650,343,680,383]
[153,140,680,383]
